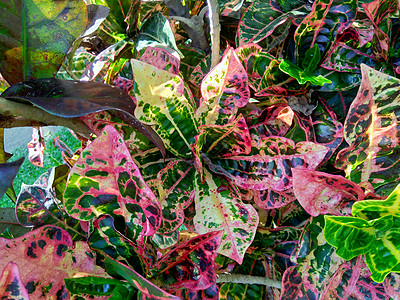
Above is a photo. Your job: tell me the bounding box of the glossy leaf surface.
[335,64,400,190]
[132,59,198,157]
[155,231,223,291]
[64,125,162,240]
[0,157,24,198]
[196,48,250,125]
[193,170,259,264]
[293,169,364,216]
[279,59,332,86]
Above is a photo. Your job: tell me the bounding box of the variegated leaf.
[335,64,400,190]
[132,59,198,157]
[155,231,223,291]
[193,170,259,264]
[294,0,357,67]
[293,169,364,216]
[0,226,106,299]
[0,262,30,299]
[64,125,162,240]
[139,46,180,75]
[196,47,250,125]
[57,47,95,80]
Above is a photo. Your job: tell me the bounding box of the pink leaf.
[64,125,162,239]
[27,127,45,168]
[293,169,365,216]
[139,46,180,75]
[0,226,106,299]
[155,231,223,291]
[0,262,29,300]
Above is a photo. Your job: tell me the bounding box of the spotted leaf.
[193,170,259,264]
[155,231,223,290]
[293,169,364,217]
[132,59,199,158]
[57,48,96,80]
[335,64,400,190]
[139,46,180,75]
[294,0,357,67]
[0,226,106,299]
[196,47,250,125]
[0,262,29,299]
[64,125,162,240]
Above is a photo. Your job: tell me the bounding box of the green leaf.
[279,59,332,86]
[352,183,400,220]
[135,12,183,58]
[302,44,321,73]
[324,215,376,260]
[132,59,199,157]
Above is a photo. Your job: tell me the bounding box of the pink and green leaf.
[64,125,162,240]
[0,226,106,299]
[132,59,199,157]
[196,47,250,125]
[155,231,223,290]
[335,64,400,190]
[193,170,259,264]
[138,46,180,75]
[0,262,30,300]
[293,169,365,216]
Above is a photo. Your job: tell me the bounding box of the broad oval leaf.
[64,125,162,239]
[155,231,223,291]
[0,157,24,198]
[196,47,250,125]
[335,64,400,190]
[193,170,259,264]
[293,169,365,217]
[0,225,106,299]
[132,59,199,157]
[0,262,29,299]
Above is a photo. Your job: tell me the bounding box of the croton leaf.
[104,255,179,299]
[196,47,250,125]
[64,125,162,240]
[27,127,45,167]
[335,64,400,190]
[293,169,365,217]
[0,0,87,84]
[132,59,199,157]
[152,231,179,250]
[193,170,259,264]
[294,0,357,67]
[0,157,24,198]
[0,225,106,299]
[153,160,195,235]
[279,59,332,86]
[139,46,180,75]
[155,231,223,290]
[0,262,29,299]
[58,48,96,80]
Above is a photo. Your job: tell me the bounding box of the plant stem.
[216,274,282,289]
[61,62,80,81]
[207,0,220,68]
[0,98,91,138]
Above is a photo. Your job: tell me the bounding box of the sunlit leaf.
[27,127,44,167]
[193,170,259,264]
[279,59,332,86]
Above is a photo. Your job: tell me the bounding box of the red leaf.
[293,169,365,216]
[0,262,29,300]
[155,231,223,291]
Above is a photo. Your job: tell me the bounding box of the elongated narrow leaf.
[293,169,364,216]
[0,226,106,299]
[196,47,250,125]
[0,0,87,84]
[335,64,400,190]
[64,125,162,240]
[0,157,24,198]
[155,231,223,291]
[193,170,259,264]
[294,0,357,67]
[132,59,198,157]
[104,255,179,299]
[0,262,29,299]
[279,59,332,86]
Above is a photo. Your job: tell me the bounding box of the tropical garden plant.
[1,0,400,298]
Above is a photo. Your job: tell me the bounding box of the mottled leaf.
[64,125,162,240]
[155,231,223,290]
[27,127,44,167]
[152,231,179,250]
[58,48,96,80]
[0,0,87,84]
[0,157,24,198]
[193,170,259,264]
[139,46,180,75]
[294,0,357,67]
[335,64,400,190]
[132,59,198,157]
[0,262,29,300]
[0,226,106,299]
[293,169,365,216]
[196,47,250,125]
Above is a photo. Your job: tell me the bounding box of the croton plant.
[1,0,400,298]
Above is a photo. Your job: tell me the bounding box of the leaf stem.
[216,274,282,289]
[207,0,220,68]
[61,62,80,81]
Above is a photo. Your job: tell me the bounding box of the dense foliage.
[1,0,400,298]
